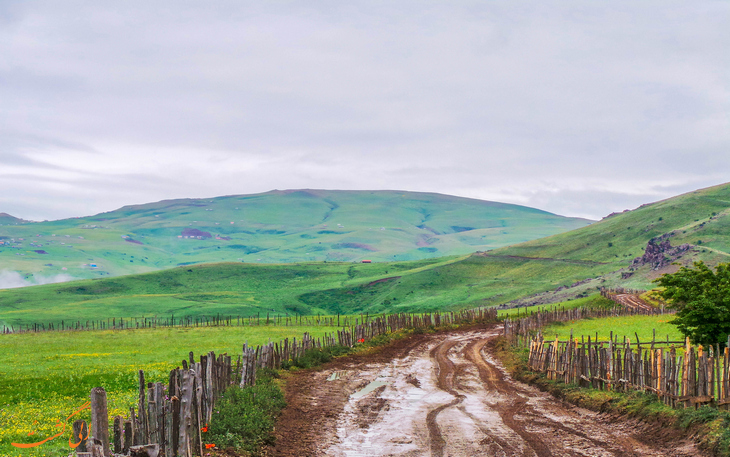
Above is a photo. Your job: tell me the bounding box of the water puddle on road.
[327,371,346,381]
[351,379,390,399]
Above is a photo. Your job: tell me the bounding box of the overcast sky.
[1,0,728,222]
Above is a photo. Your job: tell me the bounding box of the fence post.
[72,419,89,452]
[90,387,110,456]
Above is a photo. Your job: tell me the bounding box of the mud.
[267,325,708,457]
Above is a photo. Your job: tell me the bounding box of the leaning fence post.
[90,387,110,457]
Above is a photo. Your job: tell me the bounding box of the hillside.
[0,189,590,281]
[491,182,730,275]
[0,213,26,225]
[2,183,728,328]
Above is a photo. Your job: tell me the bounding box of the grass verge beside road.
[493,322,730,456]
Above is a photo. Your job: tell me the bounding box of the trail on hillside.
[268,327,706,457]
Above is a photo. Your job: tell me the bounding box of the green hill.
[0,189,590,280]
[492,182,730,273]
[0,213,26,225]
[2,183,729,329]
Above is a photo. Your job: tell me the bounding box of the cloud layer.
[0,270,75,289]
[1,1,728,220]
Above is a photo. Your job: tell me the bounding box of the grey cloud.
[0,0,727,221]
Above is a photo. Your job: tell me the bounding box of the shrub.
[204,371,286,454]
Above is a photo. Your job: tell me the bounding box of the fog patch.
[0,270,75,289]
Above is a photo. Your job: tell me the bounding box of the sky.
[1,0,728,222]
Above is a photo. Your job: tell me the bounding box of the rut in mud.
[269,326,707,457]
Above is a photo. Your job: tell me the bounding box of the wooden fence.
[84,308,498,456]
[0,288,652,335]
[502,302,669,343]
[501,296,730,410]
[0,312,404,334]
[527,333,730,409]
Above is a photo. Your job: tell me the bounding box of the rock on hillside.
[631,233,692,271]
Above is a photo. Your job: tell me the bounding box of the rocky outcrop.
[631,233,691,270]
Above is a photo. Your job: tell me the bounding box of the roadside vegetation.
[0,324,333,457]
[495,289,730,456]
[495,336,730,456]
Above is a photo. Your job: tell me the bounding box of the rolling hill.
[1,182,729,329]
[0,189,590,281]
[0,213,25,225]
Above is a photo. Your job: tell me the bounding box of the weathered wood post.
[113,415,124,454]
[72,419,89,452]
[178,370,195,457]
[124,420,133,454]
[167,396,180,457]
[148,382,159,445]
[138,370,149,444]
[90,387,110,456]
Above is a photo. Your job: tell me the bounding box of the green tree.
[654,261,730,346]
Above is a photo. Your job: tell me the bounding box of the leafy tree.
[654,261,730,346]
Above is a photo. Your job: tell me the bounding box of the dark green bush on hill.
[655,261,730,345]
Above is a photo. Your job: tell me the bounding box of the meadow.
[541,314,683,343]
[0,255,613,329]
[0,293,685,456]
[0,324,334,457]
[496,294,604,318]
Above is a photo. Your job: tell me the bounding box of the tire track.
[463,338,551,457]
[426,339,465,457]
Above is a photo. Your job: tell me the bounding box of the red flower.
[205,443,215,449]
[201,425,209,433]
[357,338,365,343]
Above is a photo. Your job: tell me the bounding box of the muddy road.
[269,326,706,457]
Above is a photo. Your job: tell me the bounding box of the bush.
[655,261,730,345]
[204,371,286,454]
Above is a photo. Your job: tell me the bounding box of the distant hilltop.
[0,189,591,279]
[0,213,27,225]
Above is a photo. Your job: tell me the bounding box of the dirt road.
[269,326,706,457]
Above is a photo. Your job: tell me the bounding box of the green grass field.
[496,295,606,318]
[0,324,336,457]
[541,314,683,343]
[0,254,614,328]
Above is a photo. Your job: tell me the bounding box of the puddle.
[328,371,345,381]
[351,380,390,399]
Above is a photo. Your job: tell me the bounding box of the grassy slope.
[1,183,729,327]
[0,258,459,327]
[493,182,730,266]
[0,189,590,280]
[0,213,25,225]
